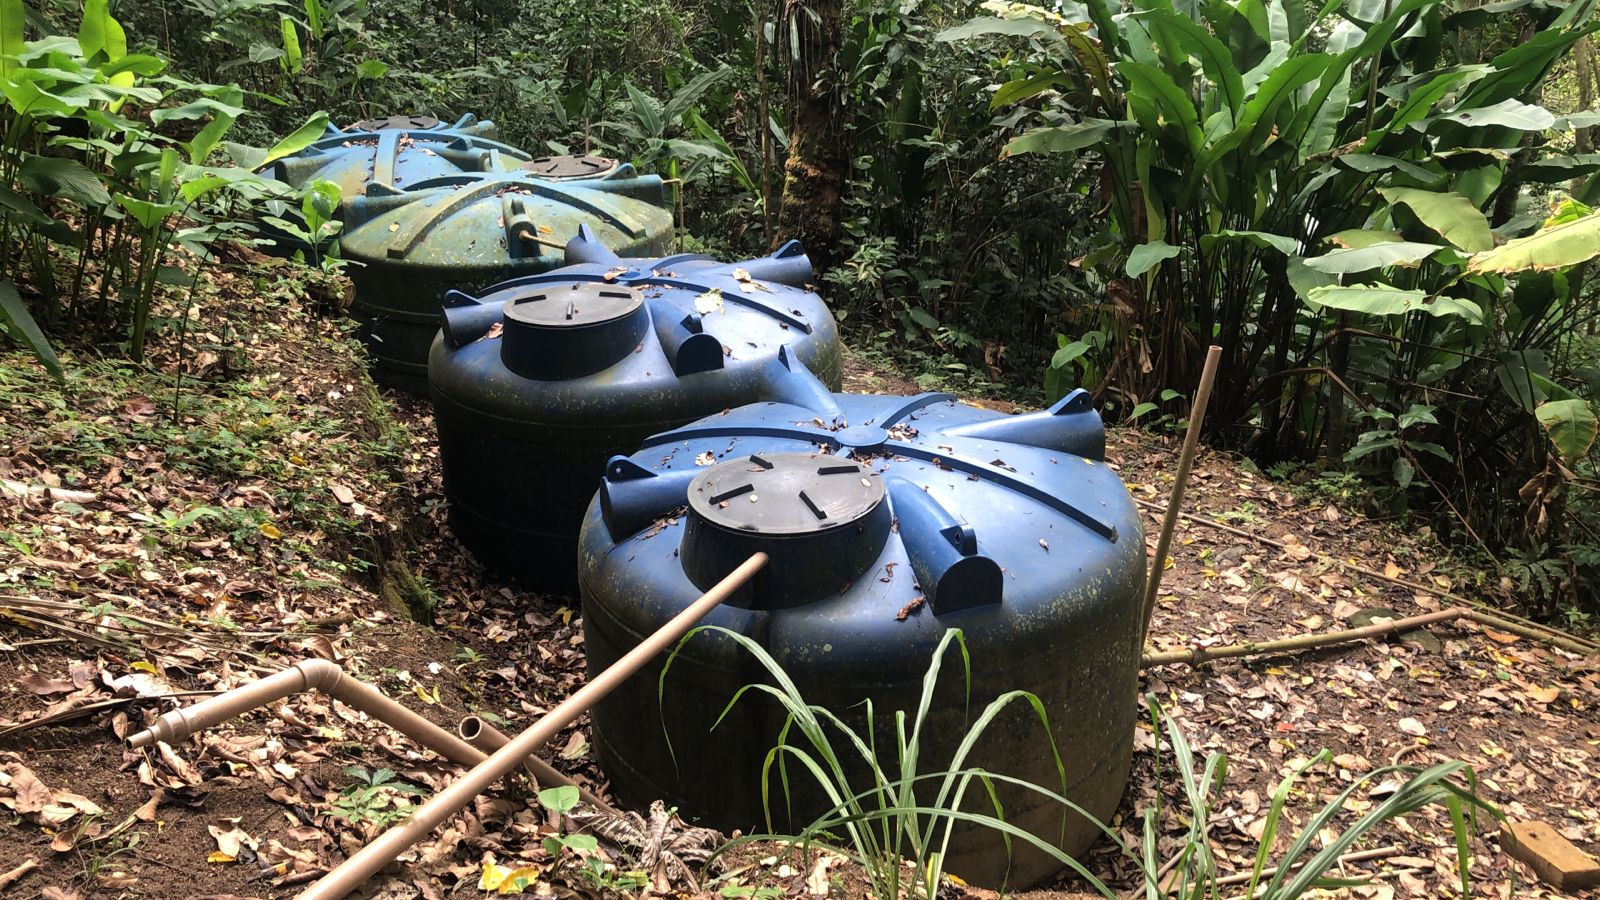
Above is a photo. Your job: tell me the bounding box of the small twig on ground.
[0,480,96,505]
[1144,602,1591,666]
[1132,498,1599,655]
[1144,607,1467,667]
[1213,843,1402,892]
[0,691,228,739]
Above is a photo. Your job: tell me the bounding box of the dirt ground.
[0,287,1597,899]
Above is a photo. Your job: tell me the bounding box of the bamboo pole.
[1143,608,1468,667]
[458,715,616,815]
[1140,345,1224,647]
[1130,498,1599,656]
[298,552,769,900]
[1213,843,1403,887]
[1143,603,1593,667]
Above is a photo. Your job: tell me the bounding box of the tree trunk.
[773,0,847,273]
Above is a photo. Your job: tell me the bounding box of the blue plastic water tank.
[429,228,842,592]
[578,359,1143,887]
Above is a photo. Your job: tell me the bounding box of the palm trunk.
[774,0,847,273]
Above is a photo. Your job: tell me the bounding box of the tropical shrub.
[0,0,326,369]
[946,0,1600,600]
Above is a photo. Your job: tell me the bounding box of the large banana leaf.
[1468,212,1600,274]
[1379,187,1493,252]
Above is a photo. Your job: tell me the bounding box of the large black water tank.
[340,171,675,391]
[429,227,842,592]
[577,361,1143,887]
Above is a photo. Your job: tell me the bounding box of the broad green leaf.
[1336,154,1445,186]
[1002,119,1122,157]
[18,155,110,207]
[936,16,1064,44]
[625,82,662,138]
[78,0,127,63]
[1304,283,1426,315]
[259,112,330,169]
[0,0,21,79]
[1204,54,1332,169]
[1117,61,1204,155]
[186,86,245,164]
[0,182,50,224]
[1521,154,1600,183]
[1127,240,1180,277]
[1372,67,1488,144]
[1328,229,1405,249]
[991,72,1069,109]
[355,59,388,80]
[304,0,324,39]
[1302,242,1442,274]
[1287,255,1338,298]
[1142,8,1244,115]
[1535,399,1598,464]
[1379,187,1493,252]
[279,16,302,75]
[1420,97,1555,132]
[114,194,181,231]
[79,0,133,101]
[662,66,734,126]
[0,280,62,381]
[1555,110,1600,129]
[1467,212,1600,274]
[1305,284,1483,322]
[1199,229,1299,255]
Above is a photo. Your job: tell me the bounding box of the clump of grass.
[669,627,1500,900]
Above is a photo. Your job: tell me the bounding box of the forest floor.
[0,262,1597,900]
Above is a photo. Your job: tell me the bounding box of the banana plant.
[944,0,1600,553]
[596,66,742,185]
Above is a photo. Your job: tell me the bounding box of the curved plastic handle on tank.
[564,223,625,267]
[887,477,1003,613]
[583,167,671,206]
[720,240,814,288]
[938,388,1106,460]
[757,346,843,421]
[653,305,725,377]
[598,457,700,539]
[439,290,502,348]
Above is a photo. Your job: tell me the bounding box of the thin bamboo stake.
[1141,345,1224,647]
[1130,498,1599,655]
[1143,608,1467,667]
[298,552,769,900]
[1213,843,1403,887]
[1144,603,1593,666]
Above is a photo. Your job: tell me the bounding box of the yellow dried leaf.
[498,867,540,894]
[259,523,283,540]
[479,862,513,891]
[207,851,236,864]
[130,661,159,675]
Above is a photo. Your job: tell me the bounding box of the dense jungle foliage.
[5,0,1600,624]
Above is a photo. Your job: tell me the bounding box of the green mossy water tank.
[254,114,532,256]
[340,169,674,392]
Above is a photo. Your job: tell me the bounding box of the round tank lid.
[523,154,619,179]
[689,453,884,536]
[347,114,442,131]
[503,282,643,328]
